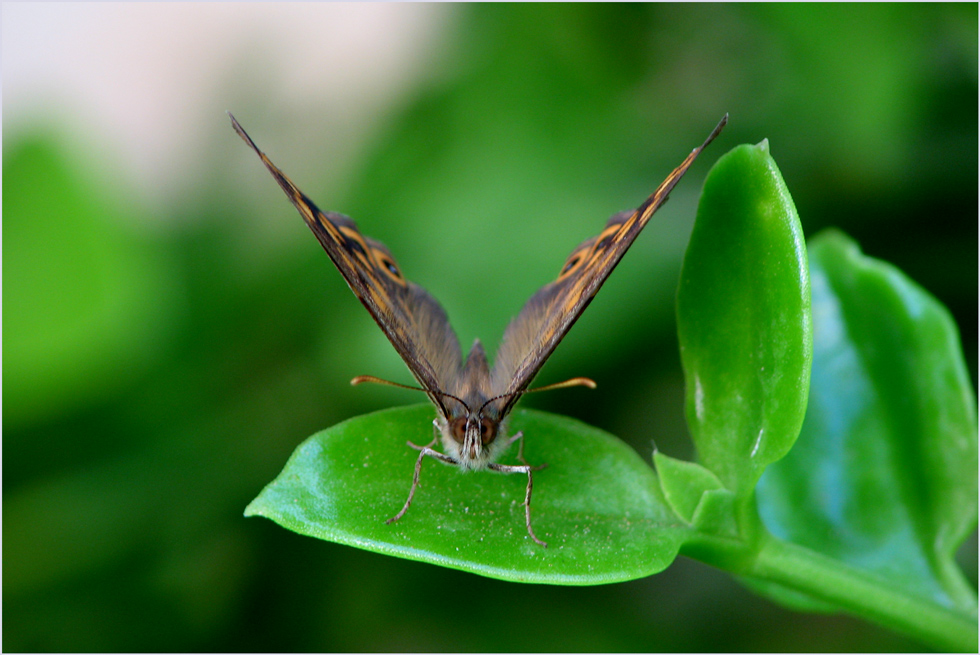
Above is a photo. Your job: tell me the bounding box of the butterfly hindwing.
[229,114,462,409]
[490,115,729,415]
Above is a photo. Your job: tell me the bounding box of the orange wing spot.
[338,226,375,267]
[579,223,622,271]
[556,251,586,282]
[373,248,409,287]
[363,282,388,310]
[592,223,623,252]
[313,210,345,241]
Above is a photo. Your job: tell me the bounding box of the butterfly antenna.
[525,377,597,393]
[478,377,596,415]
[351,375,427,391]
[351,376,470,413]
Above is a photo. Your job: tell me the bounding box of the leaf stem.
[749,534,977,652]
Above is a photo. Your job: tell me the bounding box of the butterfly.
[231,112,727,547]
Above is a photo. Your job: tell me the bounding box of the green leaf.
[654,452,736,536]
[676,140,812,496]
[654,452,725,524]
[247,404,688,584]
[749,535,976,652]
[757,230,978,613]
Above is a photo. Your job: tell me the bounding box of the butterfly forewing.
[229,114,463,408]
[490,115,729,415]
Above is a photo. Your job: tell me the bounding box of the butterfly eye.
[451,418,467,443]
[479,418,497,444]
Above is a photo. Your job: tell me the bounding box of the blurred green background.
[4,4,976,651]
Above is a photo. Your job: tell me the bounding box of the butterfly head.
[436,394,510,471]
[350,372,514,469]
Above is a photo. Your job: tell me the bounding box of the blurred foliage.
[4,4,976,652]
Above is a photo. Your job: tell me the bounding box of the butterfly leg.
[508,431,548,472]
[407,435,438,452]
[387,440,456,525]
[490,453,548,548]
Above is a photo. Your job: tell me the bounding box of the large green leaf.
[247,405,688,584]
[676,140,812,497]
[757,230,978,613]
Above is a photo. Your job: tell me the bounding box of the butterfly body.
[429,340,500,470]
[231,112,727,546]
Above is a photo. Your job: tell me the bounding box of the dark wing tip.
[700,113,728,152]
[227,111,261,154]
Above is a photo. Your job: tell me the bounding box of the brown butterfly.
[231,112,727,547]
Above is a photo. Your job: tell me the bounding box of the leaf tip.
[243,499,264,518]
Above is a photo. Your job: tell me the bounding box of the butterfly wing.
[490,115,728,415]
[230,114,462,412]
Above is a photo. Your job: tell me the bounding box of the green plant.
[246,141,977,651]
